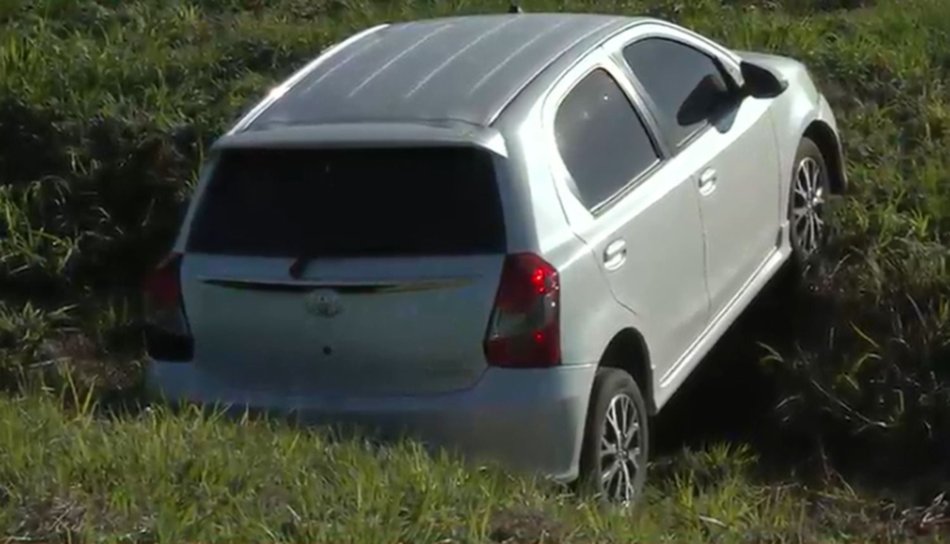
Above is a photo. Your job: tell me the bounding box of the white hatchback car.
[144,12,846,503]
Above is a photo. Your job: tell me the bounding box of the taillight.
[143,252,193,362]
[484,253,560,368]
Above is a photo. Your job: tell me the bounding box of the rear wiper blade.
[288,254,312,279]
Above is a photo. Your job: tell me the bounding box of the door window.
[623,38,735,148]
[553,68,660,210]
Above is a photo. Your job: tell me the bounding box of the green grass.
[3,0,950,540]
[0,392,938,543]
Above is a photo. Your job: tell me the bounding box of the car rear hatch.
[180,145,507,396]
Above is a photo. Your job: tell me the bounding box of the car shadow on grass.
[651,264,818,476]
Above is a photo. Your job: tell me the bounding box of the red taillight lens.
[144,256,181,311]
[143,252,193,361]
[484,253,560,368]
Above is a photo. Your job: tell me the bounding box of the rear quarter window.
[186,146,507,258]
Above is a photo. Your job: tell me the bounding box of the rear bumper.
[145,362,597,483]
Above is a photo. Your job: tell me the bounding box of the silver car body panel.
[152,13,845,483]
[227,23,391,134]
[148,362,597,482]
[245,14,634,129]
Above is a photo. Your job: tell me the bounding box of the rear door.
[181,146,507,396]
[544,56,711,381]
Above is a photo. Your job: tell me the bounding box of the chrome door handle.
[603,239,627,271]
[699,168,718,194]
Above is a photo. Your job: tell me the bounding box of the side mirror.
[677,74,732,126]
[739,60,788,99]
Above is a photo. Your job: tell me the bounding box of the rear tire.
[576,368,649,506]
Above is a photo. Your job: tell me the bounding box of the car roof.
[245,13,638,130]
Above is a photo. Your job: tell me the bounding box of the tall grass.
[0,393,937,543]
[2,0,950,539]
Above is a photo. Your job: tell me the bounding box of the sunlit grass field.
[3,0,950,541]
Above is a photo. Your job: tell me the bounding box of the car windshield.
[186,146,506,258]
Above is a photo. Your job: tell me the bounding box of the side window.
[554,69,660,210]
[622,38,734,148]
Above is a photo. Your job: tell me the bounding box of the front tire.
[788,137,832,267]
[576,368,649,506]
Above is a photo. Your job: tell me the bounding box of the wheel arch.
[803,120,846,195]
[598,328,656,415]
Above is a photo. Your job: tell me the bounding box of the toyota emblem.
[304,289,343,318]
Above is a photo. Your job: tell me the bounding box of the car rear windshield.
[186,146,507,258]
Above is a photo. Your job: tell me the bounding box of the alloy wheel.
[791,156,826,257]
[600,393,643,504]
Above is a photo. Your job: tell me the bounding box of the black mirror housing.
[676,74,733,126]
[740,61,789,99]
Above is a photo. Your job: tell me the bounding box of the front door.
[620,35,782,319]
[690,103,781,316]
